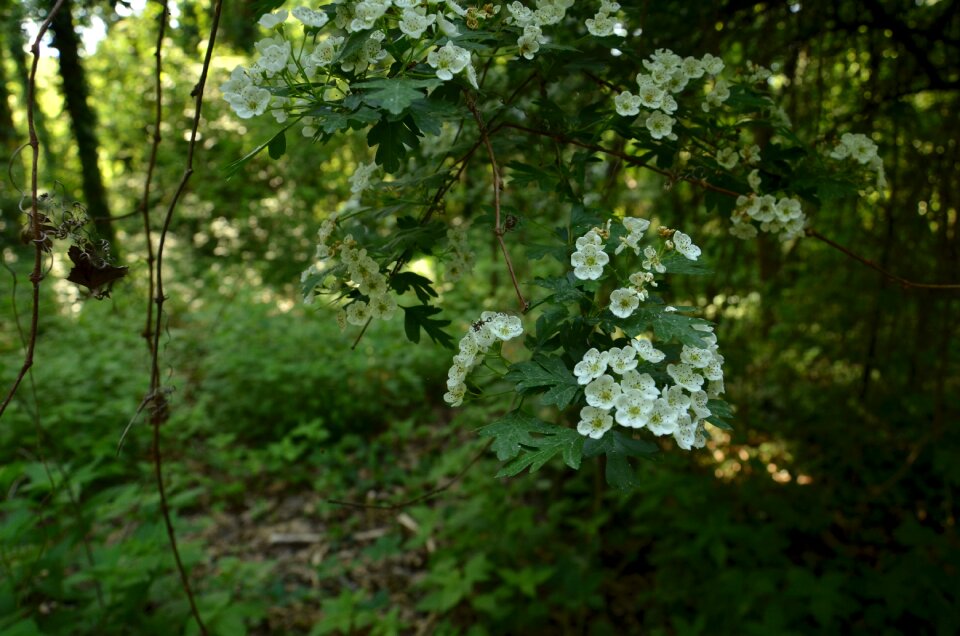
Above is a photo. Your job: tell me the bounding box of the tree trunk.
[49,0,116,247]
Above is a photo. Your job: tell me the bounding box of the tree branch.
[467,100,529,313]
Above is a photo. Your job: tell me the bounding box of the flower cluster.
[505,0,575,60]
[830,132,886,190]
[444,312,524,406]
[613,49,727,140]
[300,222,399,327]
[585,0,626,38]
[221,2,492,132]
[729,193,806,241]
[573,324,725,450]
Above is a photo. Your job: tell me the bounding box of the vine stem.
[144,0,222,633]
[140,0,168,352]
[467,98,529,313]
[0,0,66,419]
[500,122,960,292]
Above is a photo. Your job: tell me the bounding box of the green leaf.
[527,244,569,263]
[479,412,582,477]
[390,272,438,304]
[367,117,420,173]
[355,78,442,115]
[534,274,587,304]
[225,121,299,178]
[504,356,579,409]
[478,411,555,461]
[661,251,712,275]
[582,430,657,490]
[407,98,461,136]
[706,399,734,430]
[621,306,712,348]
[267,130,286,159]
[401,304,454,349]
[496,428,582,477]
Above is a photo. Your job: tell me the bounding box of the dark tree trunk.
[0,43,15,153]
[48,0,116,247]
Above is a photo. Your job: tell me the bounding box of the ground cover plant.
[1,0,958,634]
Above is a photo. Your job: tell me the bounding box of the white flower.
[517,26,542,59]
[585,374,621,409]
[645,111,675,140]
[427,41,473,84]
[399,8,436,38]
[620,370,659,399]
[292,6,329,28]
[666,362,705,392]
[672,231,701,261]
[634,338,665,363]
[577,406,613,439]
[680,345,713,369]
[350,162,378,194]
[641,246,665,273]
[571,244,609,280]
[346,300,372,326]
[614,390,654,428]
[490,314,523,340]
[574,348,610,385]
[232,85,271,119]
[609,288,640,318]
[310,36,343,67]
[690,390,712,420]
[368,292,398,320]
[444,383,466,407]
[717,147,739,170]
[607,345,638,374]
[681,56,704,79]
[747,169,762,193]
[646,399,680,436]
[661,384,691,412]
[586,13,615,37]
[614,91,641,117]
[701,53,724,75]
[575,229,603,250]
[673,414,697,450]
[622,217,650,235]
[350,1,389,31]
[258,10,288,29]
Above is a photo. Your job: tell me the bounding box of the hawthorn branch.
[143,1,221,634]
[0,0,66,419]
[500,122,960,292]
[467,99,529,313]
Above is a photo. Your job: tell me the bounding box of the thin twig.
[140,0,168,351]
[0,0,66,420]
[467,99,529,312]
[806,228,960,290]
[328,439,494,510]
[144,0,222,633]
[501,122,960,291]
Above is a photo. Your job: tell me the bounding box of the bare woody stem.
[140,0,169,352]
[499,122,960,292]
[144,1,222,634]
[467,99,529,313]
[0,0,67,419]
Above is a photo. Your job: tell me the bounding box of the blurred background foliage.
[0,0,958,634]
